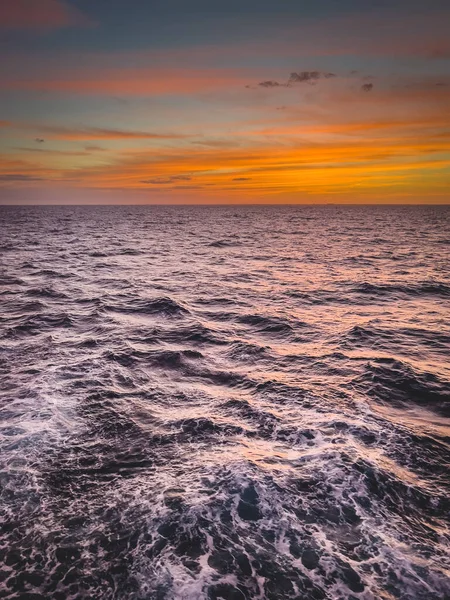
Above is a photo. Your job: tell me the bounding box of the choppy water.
[1,205,449,600]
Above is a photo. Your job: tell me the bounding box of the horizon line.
[1,202,449,208]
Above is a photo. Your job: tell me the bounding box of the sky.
[0,0,449,204]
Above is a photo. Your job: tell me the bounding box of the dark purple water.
[1,205,449,600]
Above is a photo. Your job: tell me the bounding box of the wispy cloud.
[38,126,192,141]
[141,175,192,184]
[0,0,89,30]
[0,174,45,182]
[0,67,249,96]
[191,140,239,148]
[85,145,108,152]
[14,147,89,156]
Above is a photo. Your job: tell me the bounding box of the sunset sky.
[1,0,449,204]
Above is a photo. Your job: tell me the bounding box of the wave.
[194,297,238,306]
[352,281,450,298]
[24,287,68,299]
[33,269,73,279]
[353,358,450,416]
[0,243,16,252]
[237,314,294,336]
[352,457,450,521]
[285,289,347,305]
[106,296,189,317]
[220,399,281,438]
[286,281,450,305]
[1,299,46,315]
[227,341,269,360]
[105,347,255,389]
[208,239,241,248]
[341,324,450,356]
[116,248,145,256]
[0,275,25,286]
[134,323,226,346]
[106,348,203,369]
[166,417,244,437]
[4,312,75,336]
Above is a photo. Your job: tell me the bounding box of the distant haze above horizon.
[1,0,449,205]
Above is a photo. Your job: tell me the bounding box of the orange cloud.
[2,66,448,203]
[245,116,450,139]
[0,0,88,30]
[0,154,63,184]
[40,133,448,202]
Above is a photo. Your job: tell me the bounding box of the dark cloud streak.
[141,175,192,184]
[288,70,336,84]
[257,70,336,88]
[0,174,45,182]
[258,80,284,88]
[38,126,191,141]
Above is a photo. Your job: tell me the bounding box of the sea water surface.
[0,205,449,600]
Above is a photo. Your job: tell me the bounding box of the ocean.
[0,204,449,599]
